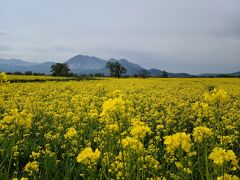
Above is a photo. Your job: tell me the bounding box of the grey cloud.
[0,45,12,51]
[31,48,51,53]
[0,0,240,74]
[52,46,76,52]
[0,32,8,36]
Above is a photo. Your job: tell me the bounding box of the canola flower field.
[0,73,240,179]
[7,75,71,81]
[6,75,78,83]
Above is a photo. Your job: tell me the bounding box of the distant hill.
[0,58,36,66]
[0,59,54,74]
[148,69,163,77]
[65,55,106,72]
[64,55,144,75]
[148,68,194,77]
[107,58,144,75]
[168,72,195,78]
[197,71,240,77]
[0,55,239,77]
[230,71,240,76]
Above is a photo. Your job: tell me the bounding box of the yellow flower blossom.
[20,178,29,180]
[24,161,39,174]
[217,174,239,180]
[106,123,119,132]
[164,132,192,153]
[30,151,41,159]
[0,110,33,129]
[192,126,213,142]
[121,136,143,151]
[183,168,192,174]
[64,127,77,139]
[204,89,229,103]
[0,72,8,83]
[101,97,125,118]
[130,122,151,139]
[209,147,238,166]
[76,147,101,165]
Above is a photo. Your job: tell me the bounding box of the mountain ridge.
[0,55,239,77]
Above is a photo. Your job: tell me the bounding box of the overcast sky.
[0,0,240,74]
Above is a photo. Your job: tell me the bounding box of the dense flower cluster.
[0,72,7,83]
[208,147,238,166]
[217,174,239,180]
[164,132,192,153]
[64,127,78,139]
[192,126,213,142]
[121,136,144,150]
[0,75,239,179]
[204,89,229,103]
[76,147,101,165]
[24,161,39,175]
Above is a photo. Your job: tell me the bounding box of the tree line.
[5,62,168,78]
[50,62,168,78]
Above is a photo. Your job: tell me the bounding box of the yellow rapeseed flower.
[101,97,125,117]
[217,174,239,180]
[30,151,41,159]
[192,126,213,142]
[121,136,143,151]
[204,89,229,103]
[209,147,238,166]
[130,123,151,139]
[76,147,101,165]
[164,132,192,154]
[24,161,39,174]
[0,72,7,83]
[64,127,78,139]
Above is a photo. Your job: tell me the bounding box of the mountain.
[0,55,145,75]
[197,73,222,77]
[0,58,36,66]
[168,72,195,78]
[27,62,55,74]
[0,55,239,77]
[0,59,54,74]
[148,69,194,77]
[64,55,144,75]
[107,58,144,75]
[148,69,163,77]
[230,71,240,76]
[65,55,106,71]
[197,71,240,77]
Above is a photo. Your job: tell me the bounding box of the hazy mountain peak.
[65,55,107,71]
[118,59,129,63]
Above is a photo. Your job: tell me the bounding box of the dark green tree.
[138,69,150,78]
[51,63,71,77]
[161,70,168,78]
[25,71,33,75]
[106,61,127,78]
